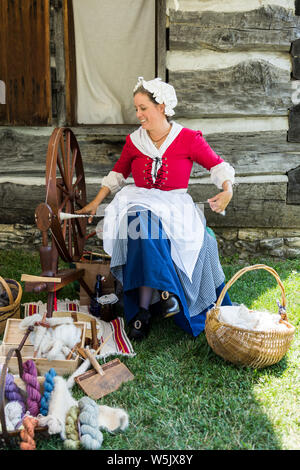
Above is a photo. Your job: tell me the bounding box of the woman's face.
[134,92,165,131]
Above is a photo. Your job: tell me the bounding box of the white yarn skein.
[38,376,77,439]
[4,401,23,431]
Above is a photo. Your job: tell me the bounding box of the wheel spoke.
[59,194,70,212]
[75,217,84,238]
[57,153,69,189]
[71,218,80,258]
[70,147,78,183]
[72,173,83,189]
[56,181,69,197]
[67,131,71,187]
[60,135,70,189]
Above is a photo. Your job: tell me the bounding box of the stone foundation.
[214,228,300,260]
[0,224,299,261]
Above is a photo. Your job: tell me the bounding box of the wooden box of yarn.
[0,319,86,376]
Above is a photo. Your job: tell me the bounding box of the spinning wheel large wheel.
[40,127,87,263]
[28,128,93,317]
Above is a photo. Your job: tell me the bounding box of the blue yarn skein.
[40,368,57,416]
[78,396,103,450]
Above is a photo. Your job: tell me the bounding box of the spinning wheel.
[24,128,93,316]
[36,127,87,263]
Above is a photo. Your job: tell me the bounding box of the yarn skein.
[4,401,24,431]
[3,371,26,419]
[22,360,41,417]
[78,397,103,450]
[64,405,81,450]
[20,415,39,450]
[40,368,57,416]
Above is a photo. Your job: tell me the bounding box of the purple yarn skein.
[4,372,27,417]
[1,365,27,421]
[22,360,41,417]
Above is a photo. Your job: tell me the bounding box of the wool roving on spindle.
[22,360,41,417]
[78,396,103,450]
[40,368,57,416]
[64,405,81,450]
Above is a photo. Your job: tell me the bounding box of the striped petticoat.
[109,208,231,337]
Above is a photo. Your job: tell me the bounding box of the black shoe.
[160,291,181,318]
[128,308,151,341]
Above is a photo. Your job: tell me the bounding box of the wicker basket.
[0,346,47,448]
[0,276,22,335]
[205,264,295,369]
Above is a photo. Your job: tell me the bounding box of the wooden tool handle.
[90,319,99,350]
[84,349,105,376]
[21,274,62,283]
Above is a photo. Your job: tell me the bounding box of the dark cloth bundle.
[0,282,17,307]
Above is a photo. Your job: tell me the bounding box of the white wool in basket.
[218,304,289,331]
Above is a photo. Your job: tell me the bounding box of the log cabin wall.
[0,0,300,261]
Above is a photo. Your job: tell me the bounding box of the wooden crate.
[0,318,86,375]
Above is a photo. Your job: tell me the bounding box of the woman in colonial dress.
[77,77,234,341]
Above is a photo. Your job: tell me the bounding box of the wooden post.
[52,0,67,126]
[155,0,167,81]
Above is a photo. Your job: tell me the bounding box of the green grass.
[0,249,299,450]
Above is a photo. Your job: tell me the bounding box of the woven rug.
[22,299,135,359]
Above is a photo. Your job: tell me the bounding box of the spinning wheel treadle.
[24,128,93,317]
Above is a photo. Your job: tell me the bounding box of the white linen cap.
[133,76,178,117]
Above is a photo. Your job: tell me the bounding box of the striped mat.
[22,299,135,359]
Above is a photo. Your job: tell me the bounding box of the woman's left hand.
[207,190,232,214]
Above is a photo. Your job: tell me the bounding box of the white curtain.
[72,0,156,124]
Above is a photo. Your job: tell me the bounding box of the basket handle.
[216,264,286,311]
[0,276,14,305]
[0,347,24,445]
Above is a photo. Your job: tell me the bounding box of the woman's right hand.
[76,200,99,223]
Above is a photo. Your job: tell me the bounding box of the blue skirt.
[110,209,232,337]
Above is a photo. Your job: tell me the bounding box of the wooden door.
[0,0,51,125]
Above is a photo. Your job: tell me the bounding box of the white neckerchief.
[130,121,183,183]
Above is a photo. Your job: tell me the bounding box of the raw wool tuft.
[98,405,129,433]
[78,396,103,450]
[37,376,77,439]
[218,304,290,331]
[19,315,82,360]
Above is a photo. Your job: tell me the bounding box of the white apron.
[102,185,204,282]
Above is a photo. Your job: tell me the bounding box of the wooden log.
[191,131,300,177]
[0,179,299,229]
[0,127,126,177]
[188,180,300,228]
[169,62,292,118]
[169,5,300,52]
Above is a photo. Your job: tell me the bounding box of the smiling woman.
[76,76,235,341]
